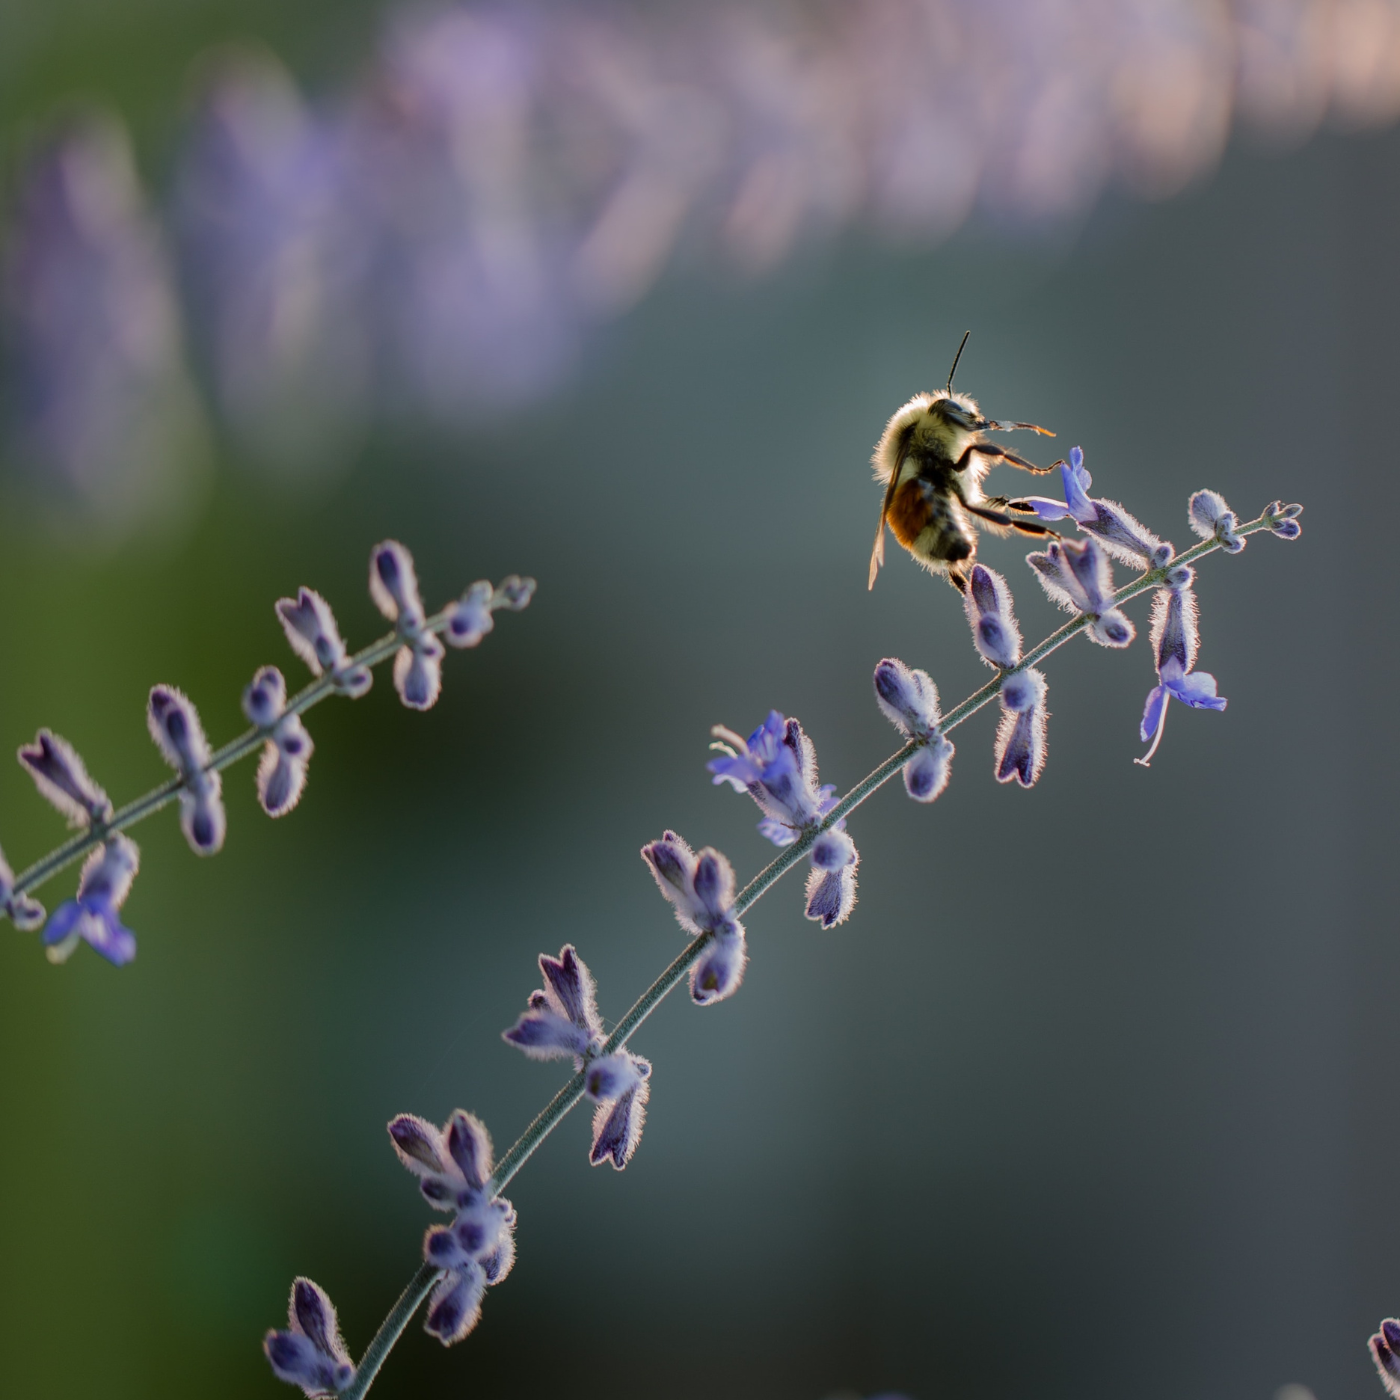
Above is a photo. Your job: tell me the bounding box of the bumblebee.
[868,334,1058,593]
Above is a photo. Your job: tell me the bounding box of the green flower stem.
[345,508,1288,1398]
[10,606,468,903]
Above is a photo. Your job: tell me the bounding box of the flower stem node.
[147,685,226,853]
[242,666,315,816]
[385,1110,516,1346]
[42,835,140,965]
[873,658,955,803]
[963,564,1022,668]
[276,586,372,697]
[263,1278,355,1397]
[18,729,112,828]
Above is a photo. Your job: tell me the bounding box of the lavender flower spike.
[387,1109,516,1346]
[370,539,445,710]
[1020,447,1169,567]
[873,657,955,803]
[995,668,1048,788]
[708,711,837,846]
[1188,490,1245,553]
[1370,1318,1400,1398]
[263,1277,355,1397]
[1026,538,1135,648]
[243,666,314,816]
[641,832,748,1002]
[503,945,605,1059]
[41,834,140,965]
[18,729,112,828]
[963,565,1022,669]
[147,686,225,854]
[1137,581,1226,767]
[0,842,45,931]
[275,587,372,696]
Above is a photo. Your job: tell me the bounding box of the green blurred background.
[1,3,1396,1399]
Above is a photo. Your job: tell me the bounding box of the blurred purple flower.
[1370,1317,1400,1398]
[370,539,444,710]
[0,843,44,932]
[147,685,225,854]
[18,728,111,828]
[276,586,372,696]
[263,1278,355,1397]
[242,666,314,817]
[2,113,206,529]
[41,834,140,966]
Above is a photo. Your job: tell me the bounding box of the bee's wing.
[868,457,907,590]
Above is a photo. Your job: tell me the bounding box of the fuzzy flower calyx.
[994,667,1048,788]
[243,666,314,816]
[370,539,445,710]
[872,656,957,802]
[1026,537,1135,648]
[263,1278,355,1396]
[963,564,1022,668]
[147,685,225,854]
[1265,499,1304,540]
[641,831,747,1003]
[503,944,653,1167]
[1188,489,1244,553]
[18,729,112,828]
[276,586,372,696]
[445,575,537,649]
[41,834,140,965]
[386,1109,516,1345]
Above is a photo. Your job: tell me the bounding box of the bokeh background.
[0,3,1397,1398]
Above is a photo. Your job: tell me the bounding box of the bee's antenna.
[945,330,971,394]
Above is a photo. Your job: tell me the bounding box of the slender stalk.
[9,607,465,901]
[344,510,1286,1396]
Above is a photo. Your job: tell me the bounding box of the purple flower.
[963,565,1022,669]
[1266,499,1304,540]
[147,685,225,854]
[1,112,205,529]
[1137,582,1226,767]
[242,666,314,817]
[370,539,444,710]
[0,843,44,931]
[41,834,140,966]
[263,1277,355,1396]
[1370,1318,1400,1398]
[443,574,535,648]
[1026,537,1135,648]
[805,824,859,928]
[1188,489,1244,553]
[503,944,604,1059]
[1021,447,1169,567]
[708,710,836,845]
[502,945,655,1165]
[873,657,956,803]
[994,667,1047,788]
[275,587,372,696]
[17,729,112,828]
[386,1109,516,1346]
[588,1052,652,1170]
[641,832,747,1003]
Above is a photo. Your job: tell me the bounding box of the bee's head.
[927,391,983,431]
